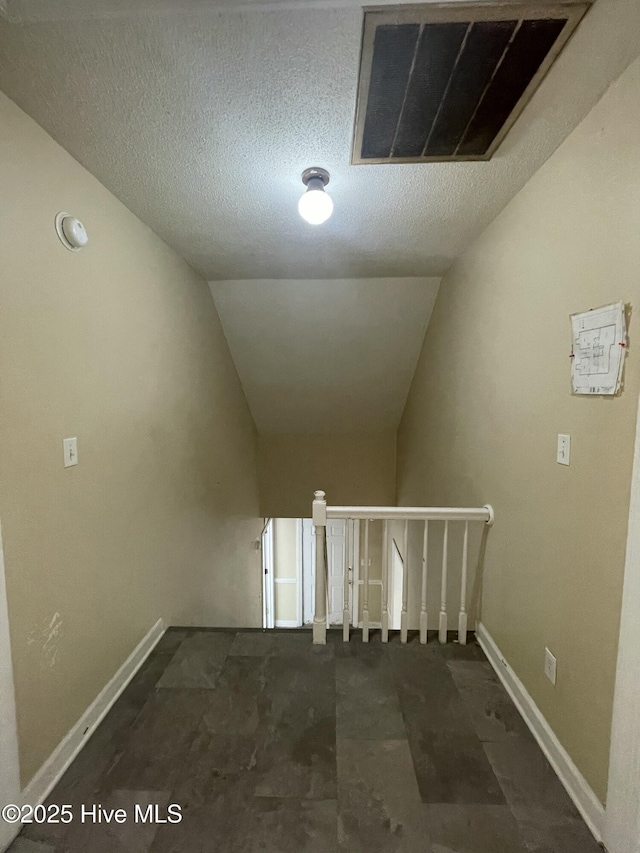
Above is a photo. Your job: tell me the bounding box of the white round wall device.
[55,212,89,251]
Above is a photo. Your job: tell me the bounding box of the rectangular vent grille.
[352,3,589,164]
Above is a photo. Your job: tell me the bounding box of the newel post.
[312,490,328,645]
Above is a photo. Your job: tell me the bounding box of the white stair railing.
[458,521,470,644]
[439,520,449,644]
[312,491,328,645]
[381,521,390,643]
[362,518,371,642]
[311,491,494,645]
[401,519,409,643]
[419,520,429,644]
[342,520,351,643]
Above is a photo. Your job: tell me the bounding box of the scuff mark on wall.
[27,612,63,669]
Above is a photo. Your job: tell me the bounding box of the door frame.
[0,520,21,851]
[261,519,275,630]
[296,519,303,628]
[606,387,640,853]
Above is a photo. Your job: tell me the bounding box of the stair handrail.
[311,491,494,645]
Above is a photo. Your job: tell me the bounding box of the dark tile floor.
[9,629,603,852]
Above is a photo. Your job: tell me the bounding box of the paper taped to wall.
[570,303,627,395]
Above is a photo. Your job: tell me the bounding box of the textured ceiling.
[2,0,640,281]
[210,278,440,433]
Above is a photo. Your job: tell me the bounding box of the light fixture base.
[301,167,330,188]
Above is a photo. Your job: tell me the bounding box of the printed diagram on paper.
[570,302,627,395]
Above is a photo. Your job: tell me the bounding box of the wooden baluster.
[312,490,327,645]
[420,520,429,644]
[343,519,351,643]
[458,521,469,645]
[401,520,409,643]
[362,519,370,642]
[381,521,390,643]
[439,520,449,644]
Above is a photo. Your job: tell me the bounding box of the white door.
[326,520,346,625]
[262,519,275,629]
[302,519,353,626]
[302,519,314,624]
[0,523,21,850]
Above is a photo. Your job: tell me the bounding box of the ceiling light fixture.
[298,167,333,225]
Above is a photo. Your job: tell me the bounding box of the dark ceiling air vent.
[352,2,590,164]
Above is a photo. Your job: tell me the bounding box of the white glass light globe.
[298,188,333,225]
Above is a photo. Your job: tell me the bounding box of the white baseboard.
[23,618,165,808]
[476,622,605,843]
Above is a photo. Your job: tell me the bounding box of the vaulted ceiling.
[211,278,440,433]
[2,0,640,435]
[1,0,639,283]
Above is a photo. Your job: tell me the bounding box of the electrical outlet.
[544,647,557,686]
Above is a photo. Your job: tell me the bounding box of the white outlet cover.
[544,647,557,686]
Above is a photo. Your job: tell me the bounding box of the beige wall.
[398,56,640,805]
[0,92,262,785]
[259,433,396,518]
[274,519,298,580]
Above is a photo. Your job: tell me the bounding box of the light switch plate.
[544,647,557,686]
[557,434,571,466]
[63,437,78,468]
